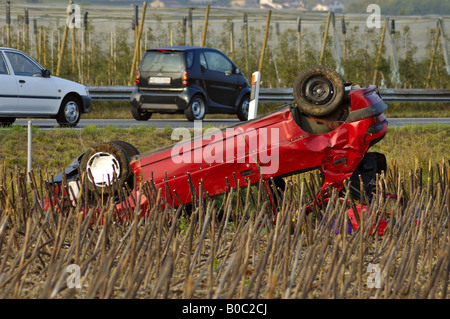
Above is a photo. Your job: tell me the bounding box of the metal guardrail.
[88,86,450,103]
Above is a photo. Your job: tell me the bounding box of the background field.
[0,123,448,177]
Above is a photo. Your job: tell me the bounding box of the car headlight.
[85,87,90,96]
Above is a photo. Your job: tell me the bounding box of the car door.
[0,51,18,114]
[4,50,60,115]
[200,50,238,107]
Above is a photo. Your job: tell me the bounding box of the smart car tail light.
[135,70,140,85]
[182,71,188,86]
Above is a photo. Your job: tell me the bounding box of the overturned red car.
[49,66,388,226]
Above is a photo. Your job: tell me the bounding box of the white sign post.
[248,71,261,120]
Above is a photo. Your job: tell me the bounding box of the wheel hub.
[305,77,333,105]
[86,152,121,187]
[65,102,79,123]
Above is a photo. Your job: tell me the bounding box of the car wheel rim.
[86,152,121,187]
[192,98,205,119]
[305,77,333,105]
[64,101,79,123]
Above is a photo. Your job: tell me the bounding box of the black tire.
[56,96,81,127]
[184,95,206,121]
[109,140,140,158]
[131,106,152,121]
[293,65,345,118]
[237,95,250,121]
[347,152,387,203]
[79,142,132,195]
[0,117,16,127]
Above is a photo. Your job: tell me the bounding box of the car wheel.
[293,65,345,118]
[57,96,81,127]
[131,106,152,121]
[0,118,16,127]
[79,142,132,196]
[237,95,250,121]
[184,95,206,121]
[109,140,140,157]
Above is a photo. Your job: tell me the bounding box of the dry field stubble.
[0,125,449,299]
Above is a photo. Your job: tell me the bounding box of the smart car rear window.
[140,51,183,73]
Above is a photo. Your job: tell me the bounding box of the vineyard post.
[24,8,30,54]
[43,28,47,66]
[275,22,280,48]
[341,16,346,62]
[426,21,441,88]
[229,21,234,59]
[33,19,38,61]
[319,12,331,65]
[6,1,11,47]
[182,16,187,45]
[82,12,88,84]
[129,1,147,86]
[72,19,76,74]
[201,4,210,47]
[50,30,54,71]
[16,26,20,51]
[373,18,387,85]
[38,27,42,64]
[133,4,138,44]
[56,0,73,77]
[439,18,450,76]
[243,13,249,73]
[386,17,401,87]
[188,8,193,46]
[297,16,301,68]
[258,10,271,73]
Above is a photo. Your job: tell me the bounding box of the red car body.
[47,83,388,233]
[124,84,387,215]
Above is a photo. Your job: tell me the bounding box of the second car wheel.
[131,106,152,121]
[56,96,81,127]
[293,65,345,118]
[184,95,206,121]
[237,95,250,121]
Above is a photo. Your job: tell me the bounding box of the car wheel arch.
[184,94,207,121]
[56,93,83,127]
[62,92,84,112]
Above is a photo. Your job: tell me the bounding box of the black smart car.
[130,46,251,121]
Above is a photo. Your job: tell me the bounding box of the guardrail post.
[248,71,261,120]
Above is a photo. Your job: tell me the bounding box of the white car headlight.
[85,87,90,96]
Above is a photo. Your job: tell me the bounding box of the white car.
[0,47,91,127]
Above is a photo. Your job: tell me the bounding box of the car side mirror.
[42,69,51,78]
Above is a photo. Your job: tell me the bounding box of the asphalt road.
[13,117,450,130]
